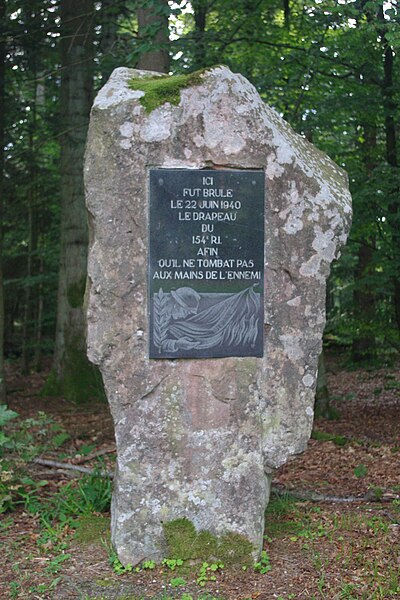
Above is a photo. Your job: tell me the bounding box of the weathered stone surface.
[84,66,351,565]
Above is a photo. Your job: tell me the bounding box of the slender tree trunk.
[33,255,44,372]
[352,125,377,362]
[352,243,376,361]
[99,0,123,83]
[315,350,330,418]
[381,20,400,334]
[21,205,33,373]
[192,0,207,69]
[283,0,290,28]
[22,91,37,374]
[0,0,6,402]
[137,0,169,73]
[52,0,103,401]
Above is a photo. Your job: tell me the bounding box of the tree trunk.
[283,0,290,28]
[99,0,123,84]
[33,255,44,372]
[352,120,377,362]
[351,4,378,362]
[380,19,400,334]
[137,0,169,73]
[51,0,104,402]
[0,0,6,402]
[192,0,207,69]
[352,242,376,362]
[315,350,330,418]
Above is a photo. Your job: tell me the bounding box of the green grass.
[311,429,348,446]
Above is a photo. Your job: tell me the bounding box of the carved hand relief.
[148,169,265,358]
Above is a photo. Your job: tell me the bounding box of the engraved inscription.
[149,169,264,358]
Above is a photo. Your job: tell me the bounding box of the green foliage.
[311,430,348,446]
[109,551,134,575]
[0,409,73,514]
[196,561,224,586]
[162,557,184,570]
[265,491,299,517]
[0,405,18,457]
[170,576,186,587]
[41,465,112,527]
[0,404,18,426]
[354,463,368,478]
[2,0,400,370]
[0,404,111,528]
[253,550,272,575]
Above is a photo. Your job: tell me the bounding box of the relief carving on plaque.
[152,284,261,353]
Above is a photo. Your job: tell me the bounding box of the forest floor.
[1,354,399,600]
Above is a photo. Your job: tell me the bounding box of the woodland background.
[0,0,399,403]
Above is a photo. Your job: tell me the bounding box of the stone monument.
[84,66,351,566]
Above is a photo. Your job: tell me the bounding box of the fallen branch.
[72,444,116,464]
[30,463,399,504]
[32,458,114,478]
[271,485,399,503]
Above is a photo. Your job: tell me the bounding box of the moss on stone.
[163,517,197,560]
[163,517,253,565]
[67,277,87,308]
[192,530,219,560]
[128,68,212,113]
[217,531,254,566]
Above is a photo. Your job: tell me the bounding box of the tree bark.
[52,0,103,401]
[380,19,400,334]
[0,0,7,402]
[352,243,376,362]
[283,0,290,28]
[137,0,169,73]
[352,122,377,362]
[99,0,123,84]
[315,350,330,417]
[192,0,207,69]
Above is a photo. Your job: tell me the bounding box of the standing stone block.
[84,66,351,565]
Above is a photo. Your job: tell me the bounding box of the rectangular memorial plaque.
[148,168,264,359]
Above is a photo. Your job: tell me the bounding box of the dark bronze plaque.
[148,169,264,359]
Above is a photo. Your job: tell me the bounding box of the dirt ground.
[1,356,399,599]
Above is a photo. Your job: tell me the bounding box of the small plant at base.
[46,553,71,574]
[339,582,357,599]
[196,561,224,586]
[9,581,20,599]
[142,559,156,570]
[111,555,133,575]
[170,576,186,588]
[254,550,272,574]
[162,557,184,570]
[104,540,133,575]
[354,463,368,478]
